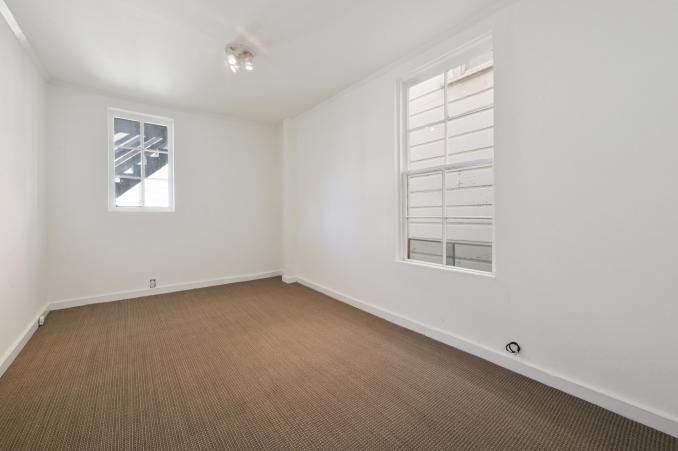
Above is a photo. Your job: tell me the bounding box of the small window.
[399,37,494,274]
[108,109,174,211]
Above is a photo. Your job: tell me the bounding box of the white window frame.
[107,108,175,212]
[396,34,495,277]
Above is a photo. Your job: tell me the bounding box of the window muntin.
[401,41,494,274]
[108,109,174,211]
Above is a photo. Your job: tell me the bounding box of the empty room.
[1,0,677,449]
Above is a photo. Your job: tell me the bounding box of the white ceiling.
[6,0,505,123]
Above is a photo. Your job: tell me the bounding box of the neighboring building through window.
[108,109,174,211]
[400,37,494,273]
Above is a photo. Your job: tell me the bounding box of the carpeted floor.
[0,278,676,450]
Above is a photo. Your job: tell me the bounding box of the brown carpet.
[0,278,676,450]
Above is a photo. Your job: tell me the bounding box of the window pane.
[446,241,492,272]
[447,53,494,165]
[446,166,493,190]
[447,165,495,219]
[409,89,444,129]
[446,55,494,103]
[407,219,442,264]
[144,178,169,207]
[114,118,141,150]
[409,141,445,170]
[144,151,169,179]
[446,218,492,244]
[448,88,493,118]
[408,123,445,170]
[447,108,494,138]
[446,204,493,218]
[115,177,142,207]
[408,74,445,171]
[408,172,442,217]
[409,73,443,100]
[446,218,492,271]
[409,121,444,146]
[445,164,493,273]
[448,128,493,157]
[114,150,141,178]
[144,123,168,150]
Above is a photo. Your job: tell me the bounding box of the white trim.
[0,0,49,80]
[395,79,406,262]
[293,276,678,438]
[282,275,298,284]
[399,258,496,278]
[0,305,50,379]
[49,270,282,310]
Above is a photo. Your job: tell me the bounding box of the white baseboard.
[282,275,298,284]
[50,270,282,311]
[295,276,678,438]
[0,305,50,379]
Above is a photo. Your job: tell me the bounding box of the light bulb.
[224,44,255,75]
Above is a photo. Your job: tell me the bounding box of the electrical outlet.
[505,341,521,354]
[150,279,157,288]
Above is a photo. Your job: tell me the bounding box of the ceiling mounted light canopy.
[225,44,255,73]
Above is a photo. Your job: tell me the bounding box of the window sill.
[398,258,496,278]
[108,206,175,213]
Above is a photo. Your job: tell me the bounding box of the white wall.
[0,8,46,373]
[286,0,678,435]
[47,83,280,303]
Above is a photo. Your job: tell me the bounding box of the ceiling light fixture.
[225,44,255,74]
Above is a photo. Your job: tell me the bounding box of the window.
[399,37,494,274]
[108,109,174,211]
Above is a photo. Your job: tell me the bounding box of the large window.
[108,109,174,211]
[399,37,494,274]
